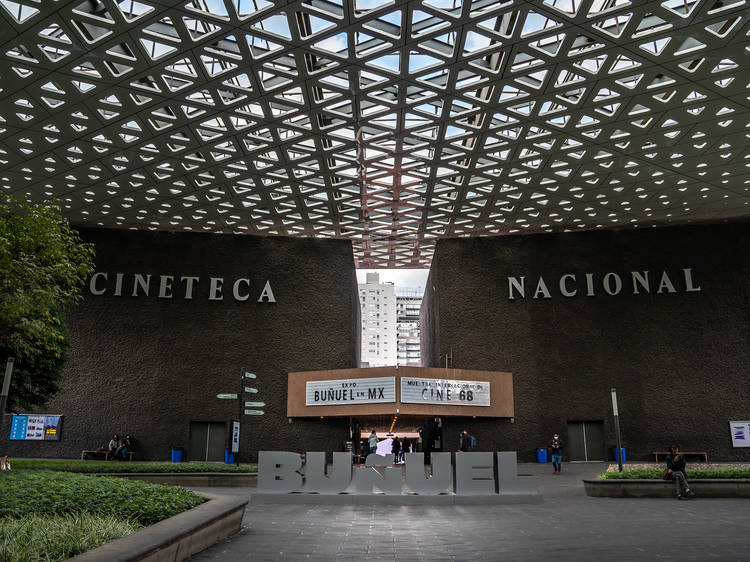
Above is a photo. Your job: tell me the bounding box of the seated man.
[665,444,696,500]
[115,434,134,460]
[107,434,120,459]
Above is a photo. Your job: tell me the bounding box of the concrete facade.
[421,223,750,462]
[358,273,397,367]
[1,229,360,461]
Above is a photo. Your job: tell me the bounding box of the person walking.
[550,433,564,474]
[368,430,378,455]
[666,445,696,500]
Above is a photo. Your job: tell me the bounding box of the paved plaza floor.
[189,462,750,561]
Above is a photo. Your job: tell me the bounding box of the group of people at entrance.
[367,430,412,463]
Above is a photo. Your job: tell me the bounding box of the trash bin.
[224,449,236,464]
[536,448,548,463]
[613,447,626,463]
[170,448,183,463]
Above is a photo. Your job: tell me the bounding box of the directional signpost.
[216,368,265,467]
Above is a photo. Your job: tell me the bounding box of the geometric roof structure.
[1,0,748,267]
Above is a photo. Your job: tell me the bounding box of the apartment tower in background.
[396,288,423,366]
[359,273,397,367]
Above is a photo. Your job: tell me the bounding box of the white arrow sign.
[216,393,238,399]
[245,401,265,407]
[244,409,265,416]
[244,372,256,379]
[244,387,258,394]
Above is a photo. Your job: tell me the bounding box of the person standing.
[666,445,695,500]
[392,436,402,463]
[550,433,564,474]
[459,430,473,452]
[368,430,378,455]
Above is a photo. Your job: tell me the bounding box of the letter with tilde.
[354,454,402,495]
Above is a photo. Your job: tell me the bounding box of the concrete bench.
[81,449,135,462]
[652,451,708,463]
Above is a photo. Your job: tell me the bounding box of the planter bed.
[583,478,750,498]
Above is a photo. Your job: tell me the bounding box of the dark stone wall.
[1,229,359,461]
[422,223,750,462]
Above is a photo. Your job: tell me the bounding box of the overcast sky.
[356,269,429,289]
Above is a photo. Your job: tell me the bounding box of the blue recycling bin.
[224,449,236,464]
[536,448,548,463]
[170,449,183,463]
[613,447,626,463]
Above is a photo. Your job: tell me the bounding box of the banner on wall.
[729,421,750,447]
[400,377,491,406]
[306,377,396,406]
[8,414,63,441]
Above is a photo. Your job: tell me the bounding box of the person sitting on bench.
[107,434,120,459]
[115,434,133,461]
[666,444,696,500]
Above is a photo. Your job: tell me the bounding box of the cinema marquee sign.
[401,377,490,406]
[306,377,396,406]
[508,267,701,300]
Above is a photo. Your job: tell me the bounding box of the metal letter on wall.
[257,451,303,493]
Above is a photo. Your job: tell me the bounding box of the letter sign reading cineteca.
[400,377,490,406]
[306,377,396,406]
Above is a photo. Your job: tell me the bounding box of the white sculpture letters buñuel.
[257,451,536,496]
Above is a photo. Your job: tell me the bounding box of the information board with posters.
[400,377,491,406]
[8,414,63,441]
[306,377,396,406]
[729,421,750,447]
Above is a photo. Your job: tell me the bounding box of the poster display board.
[401,377,491,406]
[9,414,63,441]
[231,420,240,453]
[306,377,396,406]
[729,421,750,447]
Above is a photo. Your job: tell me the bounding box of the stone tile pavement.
[188,462,750,561]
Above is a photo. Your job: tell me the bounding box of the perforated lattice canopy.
[1,0,749,267]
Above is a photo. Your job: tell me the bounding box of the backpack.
[470,435,477,448]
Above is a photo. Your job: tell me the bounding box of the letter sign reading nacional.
[306,377,396,406]
[400,377,490,406]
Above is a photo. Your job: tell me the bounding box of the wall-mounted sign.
[306,377,396,406]
[507,268,701,300]
[9,414,63,441]
[401,378,491,406]
[730,421,750,447]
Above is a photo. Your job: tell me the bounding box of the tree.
[0,196,95,411]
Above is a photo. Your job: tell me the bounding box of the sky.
[356,269,429,289]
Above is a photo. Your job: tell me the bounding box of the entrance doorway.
[566,421,605,461]
[188,421,226,462]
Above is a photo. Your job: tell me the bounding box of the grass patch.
[10,459,257,473]
[601,468,750,479]
[0,513,140,562]
[0,470,204,525]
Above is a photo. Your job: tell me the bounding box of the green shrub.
[601,468,750,479]
[0,471,204,525]
[10,459,257,473]
[0,513,140,562]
